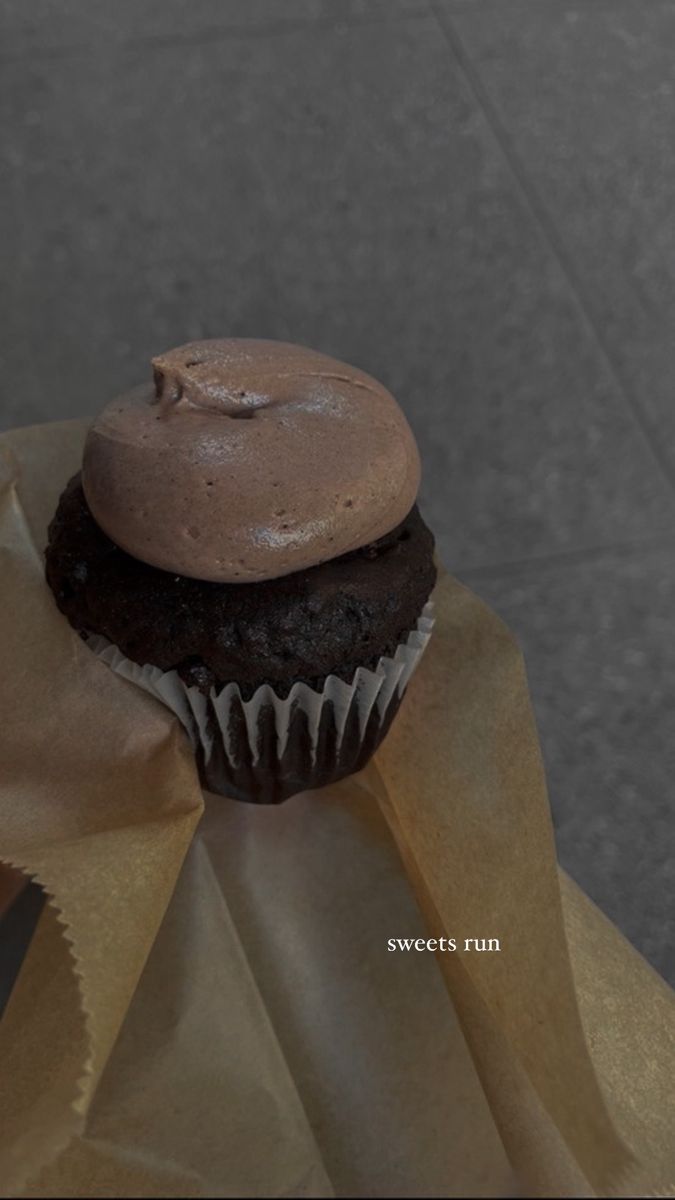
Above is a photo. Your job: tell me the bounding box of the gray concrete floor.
[0,1,673,986]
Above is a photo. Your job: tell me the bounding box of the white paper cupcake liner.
[86,601,434,802]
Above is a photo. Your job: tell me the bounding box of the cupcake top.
[82,339,420,583]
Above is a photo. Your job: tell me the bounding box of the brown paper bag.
[0,421,673,1198]
[0,865,27,922]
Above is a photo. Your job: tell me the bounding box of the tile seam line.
[431,1,675,500]
[0,8,430,65]
[454,531,674,580]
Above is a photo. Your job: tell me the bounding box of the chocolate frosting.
[82,339,421,583]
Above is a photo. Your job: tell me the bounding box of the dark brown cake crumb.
[45,473,436,698]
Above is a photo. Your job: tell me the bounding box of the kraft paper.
[0,421,673,1198]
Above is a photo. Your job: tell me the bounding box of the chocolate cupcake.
[45,339,436,803]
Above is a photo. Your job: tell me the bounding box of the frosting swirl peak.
[82,339,421,582]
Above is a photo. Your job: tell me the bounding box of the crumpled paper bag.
[0,420,673,1198]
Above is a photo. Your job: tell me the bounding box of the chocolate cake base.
[200,685,403,804]
[46,474,436,697]
[46,474,436,802]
